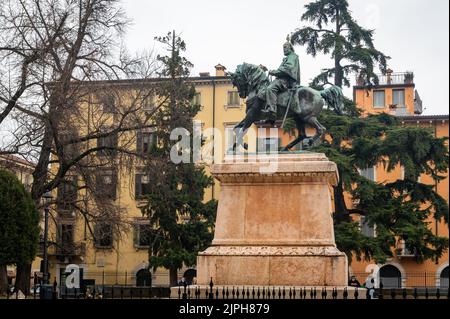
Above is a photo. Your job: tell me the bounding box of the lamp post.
[42,191,53,285]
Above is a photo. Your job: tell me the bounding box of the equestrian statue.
[228,35,344,151]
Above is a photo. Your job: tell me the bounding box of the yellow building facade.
[33,65,252,288]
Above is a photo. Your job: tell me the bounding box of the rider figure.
[264,36,300,123]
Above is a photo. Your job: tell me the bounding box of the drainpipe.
[433,120,439,264]
[211,78,216,200]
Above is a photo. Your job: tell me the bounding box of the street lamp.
[41,191,53,285]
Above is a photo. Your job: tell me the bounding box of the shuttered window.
[135,174,150,198]
[359,167,375,181]
[360,216,376,238]
[393,89,405,107]
[227,91,240,106]
[256,137,281,153]
[95,170,117,200]
[97,132,118,156]
[136,131,157,154]
[373,90,385,108]
[94,223,113,248]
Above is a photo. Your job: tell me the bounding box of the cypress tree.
[141,32,217,286]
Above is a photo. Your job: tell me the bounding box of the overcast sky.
[122,0,449,115]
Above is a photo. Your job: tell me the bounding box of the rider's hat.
[284,34,294,51]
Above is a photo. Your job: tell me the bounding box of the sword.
[281,88,295,129]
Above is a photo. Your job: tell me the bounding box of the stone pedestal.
[196,153,348,287]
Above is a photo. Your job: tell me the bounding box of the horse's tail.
[320,86,344,115]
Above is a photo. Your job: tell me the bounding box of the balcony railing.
[356,72,414,86]
[38,241,86,257]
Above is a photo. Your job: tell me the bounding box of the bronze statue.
[228,37,343,151]
[263,36,301,123]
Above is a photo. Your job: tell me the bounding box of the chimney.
[215,64,226,77]
[199,72,210,77]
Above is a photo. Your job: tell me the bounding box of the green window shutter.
[136,131,143,153]
[111,172,117,200]
[133,223,139,247]
[135,174,142,198]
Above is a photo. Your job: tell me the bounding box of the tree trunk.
[169,267,178,287]
[0,264,8,295]
[333,173,350,222]
[31,121,54,201]
[15,263,31,295]
[334,8,343,88]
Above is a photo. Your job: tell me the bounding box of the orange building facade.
[349,71,449,289]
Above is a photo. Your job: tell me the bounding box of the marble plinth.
[196,153,348,287]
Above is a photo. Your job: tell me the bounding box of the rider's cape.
[277,52,300,85]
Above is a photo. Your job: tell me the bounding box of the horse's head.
[228,64,249,98]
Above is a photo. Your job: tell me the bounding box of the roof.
[396,114,449,121]
[0,154,36,168]
[47,75,232,89]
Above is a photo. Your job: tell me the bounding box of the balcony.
[356,72,414,86]
[37,241,86,258]
[396,239,417,258]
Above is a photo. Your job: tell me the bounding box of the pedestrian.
[348,275,361,287]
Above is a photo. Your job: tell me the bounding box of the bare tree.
[0,0,164,293]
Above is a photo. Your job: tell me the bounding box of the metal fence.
[4,271,449,300]
[352,272,449,289]
[5,284,449,300]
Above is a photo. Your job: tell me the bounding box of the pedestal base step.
[170,285,367,300]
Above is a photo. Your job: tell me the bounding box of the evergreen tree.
[291,0,389,88]
[314,110,449,263]
[292,0,449,264]
[0,169,40,295]
[141,31,217,286]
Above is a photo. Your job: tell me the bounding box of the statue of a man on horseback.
[228,36,344,152]
[263,36,301,124]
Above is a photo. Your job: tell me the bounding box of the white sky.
[122,0,449,115]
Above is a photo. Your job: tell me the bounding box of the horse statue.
[227,62,344,151]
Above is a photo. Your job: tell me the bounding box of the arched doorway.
[136,269,152,287]
[183,269,197,285]
[379,265,402,288]
[440,266,449,288]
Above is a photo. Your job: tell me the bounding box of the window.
[136,130,157,154]
[257,137,281,153]
[133,221,152,248]
[392,89,405,107]
[57,176,78,211]
[99,94,116,113]
[58,223,75,255]
[225,125,237,153]
[142,94,155,111]
[227,91,240,106]
[359,167,375,181]
[95,170,117,200]
[97,132,118,156]
[360,216,376,238]
[135,174,151,198]
[191,92,201,106]
[373,90,385,108]
[94,223,113,248]
[59,131,80,159]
